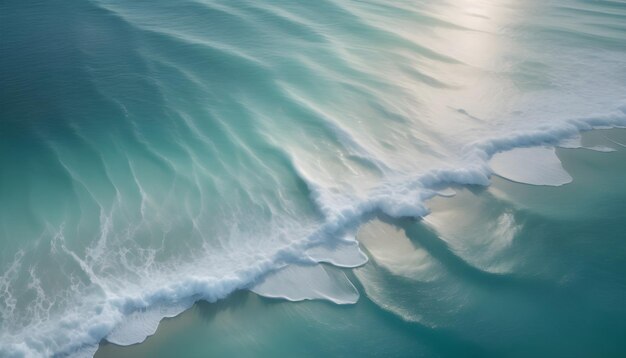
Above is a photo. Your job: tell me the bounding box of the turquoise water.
[1,0,626,357]
[97,131,626,358]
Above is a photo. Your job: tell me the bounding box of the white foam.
[2,106,625,358]
[489,147,573,186]
[558,135,616,152]
[586,145,617,152]
[436,188,457,197]
[106,299,194,346]
[250,264,359,304]
[558,135,583,149]
[305,239,368,268]
[68,344,99,358]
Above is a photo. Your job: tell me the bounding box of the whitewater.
[1,0,625,357]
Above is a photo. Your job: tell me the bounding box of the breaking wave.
[1,0,626,356]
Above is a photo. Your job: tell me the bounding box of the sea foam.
[3,0,626,355]
[2,106,625,358]
[490,147,573,186]
[251,264,359,304]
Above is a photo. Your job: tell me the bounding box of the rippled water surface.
[1,0,626,356]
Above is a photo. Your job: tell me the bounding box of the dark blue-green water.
[1,0,626,357]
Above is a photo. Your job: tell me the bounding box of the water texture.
[1,0,625,357]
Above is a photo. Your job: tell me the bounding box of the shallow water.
[96,130,626,358]
[1,0,626,356]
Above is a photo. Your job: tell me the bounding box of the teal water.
[96,130,626,358]
[1,0,626,357]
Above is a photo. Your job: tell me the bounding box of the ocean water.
[1,0,626,357]
[97,130,626,358]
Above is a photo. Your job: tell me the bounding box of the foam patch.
[490,147,572,186]
[305,239,368,268]
[250,264,359,304]
[106,299,194,346]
